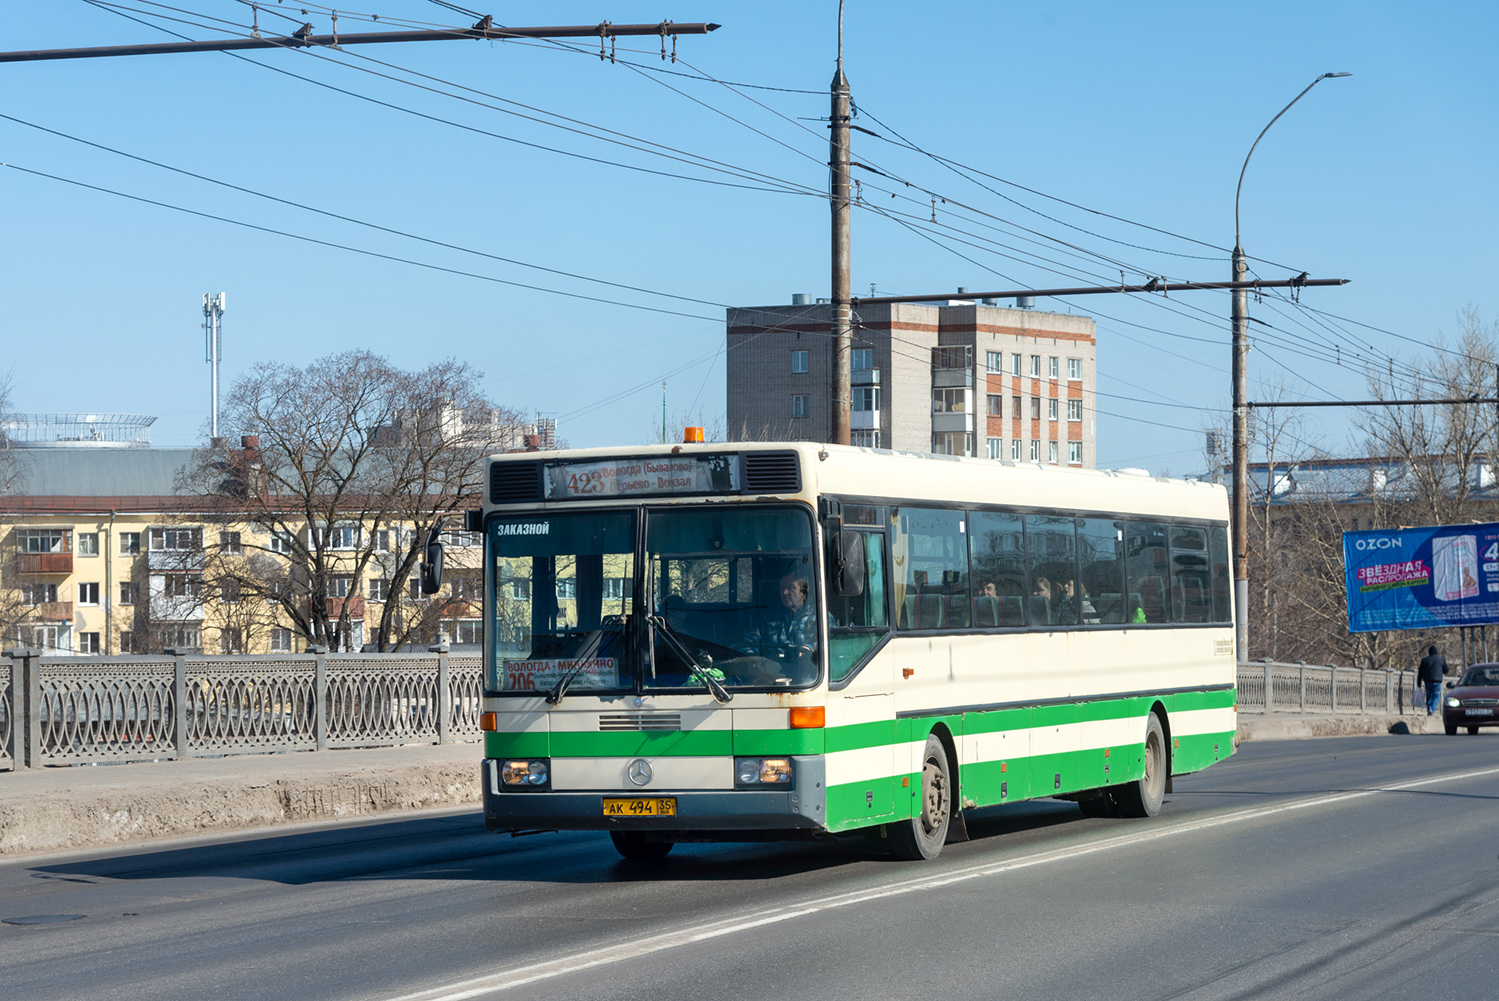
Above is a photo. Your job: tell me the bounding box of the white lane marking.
[376,764,1499,1001]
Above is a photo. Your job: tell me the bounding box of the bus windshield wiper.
[648,615,732,703]
[545,615,625,705]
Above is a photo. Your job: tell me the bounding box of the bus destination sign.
[544,455,738,500]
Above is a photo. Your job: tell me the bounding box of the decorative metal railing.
[1,648,481,770]
[1234,661,1423,715]
[0,650,1435,771]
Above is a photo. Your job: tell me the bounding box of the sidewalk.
[0,741,483,858]
[0,712,1453,860]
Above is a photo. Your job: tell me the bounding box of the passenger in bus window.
[1030,576,1053,625]
[974,581,1000,628]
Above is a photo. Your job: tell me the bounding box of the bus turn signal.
[480,712,498,732]
[789,706,825,729]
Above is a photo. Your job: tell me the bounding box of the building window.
[440,530,479,548]
[269,627,293,653]
[1067,357,1082,380]
[1048,398,1059,421]
[120,630,135,654]
[1048,441,1059,464]
[1011,439,1023,460]
[79,533,99,557]
[985,351,1002,373]
[854,387,881,412]
[23,583,58,604]
[1011,353,1022,376]
[374,529,392,553]
[851,430,881,447]
[508,579,531,601]
[269,530,294,555]
[932,388,967,413]
[1030,439,1040,461]
[1068,441,1083,465]
[319,525,359,550]
[18,528,70,553]
[219,531,242,554]
[78,582,100,606]
[987,394,1002,417]
[220,581,242,604]
[120,532,141,555]
[119,582,137,605]
[602,577,628,601]
[160,624,202,650]
[987,437,1003,459]
[455,620,483,645]
[1029,355,1041,377]
[328,575,356,599]
[791,350,809,374]
[1068,399,1083,421]
[791,395,809,419]
[1048,356,1059,378]
[219,628,243,655]
[851,348,874,372]
[151,527,203,551]
[1011,394,1021,417]
[932,432,973,456]
[163,575,204,599]
[1029,397,1041,420]
[931,346,971,370]
[79,632,100,655]
[409,578,425,600]
[368,578,389,602]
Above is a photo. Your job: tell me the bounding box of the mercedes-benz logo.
[626,758,653,786]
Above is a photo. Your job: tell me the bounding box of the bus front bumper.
[482,756,827,834]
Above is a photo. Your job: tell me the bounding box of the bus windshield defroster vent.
[741,451,801,494]
[491,462,541,504]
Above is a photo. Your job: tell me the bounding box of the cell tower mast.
[203,293,225,439]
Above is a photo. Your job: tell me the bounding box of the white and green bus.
[476,441,1236,860]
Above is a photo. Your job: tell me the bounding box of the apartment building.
[1,440,482,656]
[725,295,1098,467]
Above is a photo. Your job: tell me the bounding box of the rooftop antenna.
[203,293,226,440]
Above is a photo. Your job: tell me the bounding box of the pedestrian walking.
[1417,644,1447,715]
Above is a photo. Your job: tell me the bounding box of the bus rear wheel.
[889,734,951,860]
[610,831,673,860]
[1113,713,1167,818]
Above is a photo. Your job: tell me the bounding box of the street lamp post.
[1232,72,1351,663]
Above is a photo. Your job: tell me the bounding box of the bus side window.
[828,530,890,682]
[1078,518,1124,624]
[1125,522,1171,624]
[1209,526,1232,623]
[892,508,969,630]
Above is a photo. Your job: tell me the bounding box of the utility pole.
[203,292,226,441]
[829,0,853,447]
[1231,71,1350,664]
[1231,245,1249,663]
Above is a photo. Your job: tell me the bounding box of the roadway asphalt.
[1,733,1495,1001]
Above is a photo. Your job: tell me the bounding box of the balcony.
[932,412,974,434]
[148,550,207,572]
[852,367,881,385]
[19,552,73,574]
[851,410,880,431]
[34,601,73,621]
[324,595,367,620]
[932,369,973,389]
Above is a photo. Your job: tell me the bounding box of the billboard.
[1344,523,1499,633]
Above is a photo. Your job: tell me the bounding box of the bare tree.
[181,351,525,652]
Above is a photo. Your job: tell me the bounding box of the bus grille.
[742,451,801,493]
[491,461,541,503]
[598,713,682,731]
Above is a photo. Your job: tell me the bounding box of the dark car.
[1442,663,1499,735]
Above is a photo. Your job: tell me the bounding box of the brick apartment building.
[726,295,1098,467]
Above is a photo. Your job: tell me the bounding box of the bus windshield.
[489,505,819,693]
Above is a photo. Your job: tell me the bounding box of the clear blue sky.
[2,1,1494,472]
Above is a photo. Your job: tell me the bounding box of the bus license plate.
[1466,708,1494,716]
[603,797,677,817]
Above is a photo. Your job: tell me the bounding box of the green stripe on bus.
[485,731,549,758]
[734,728,825,755]
[825,719,897,753]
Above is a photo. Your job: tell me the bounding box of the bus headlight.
[735,757,792,787]
[501,759,550,787]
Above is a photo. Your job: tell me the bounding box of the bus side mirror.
[831,531,865,597]
[420,517,446,595]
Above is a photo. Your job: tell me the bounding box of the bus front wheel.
[610,831,674,860]
[889,734,952,860]
[1113,714,1167,818]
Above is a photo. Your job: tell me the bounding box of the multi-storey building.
[1,423,493,656]
[726,295,1098,466]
